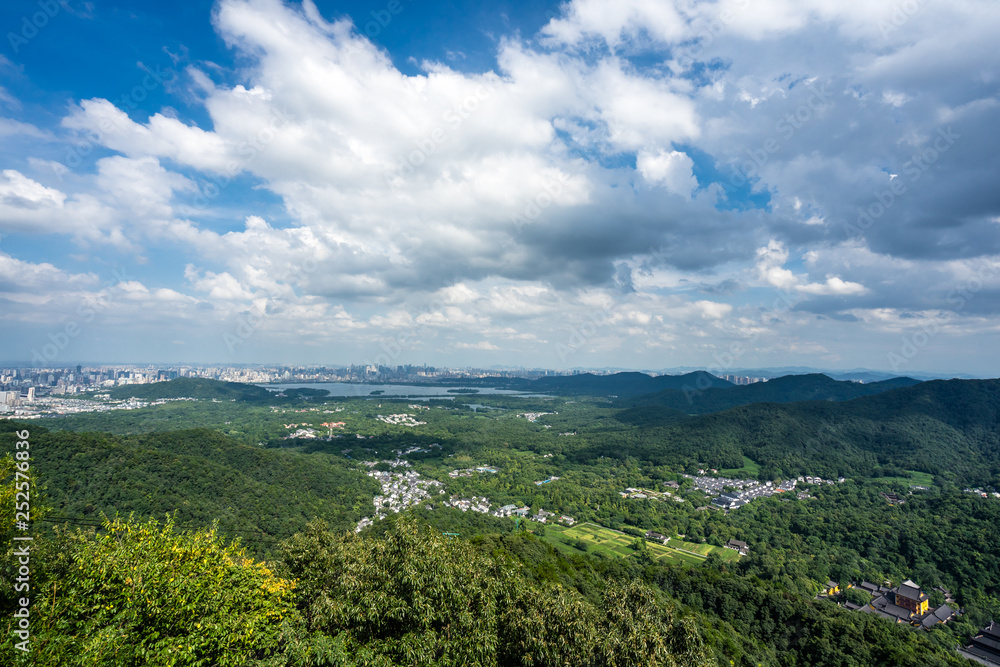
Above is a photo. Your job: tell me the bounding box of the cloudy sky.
[1,0,999,374]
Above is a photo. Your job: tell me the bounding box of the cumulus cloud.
[0,169,128,248]
[1,0,998,370]
[637,150,697,196]
[0,253,98,295]
[755,240,868,299]
[455,341,500,350]
[797,276,866,296]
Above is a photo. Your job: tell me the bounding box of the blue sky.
[1,0,999,375]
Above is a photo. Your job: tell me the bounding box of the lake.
[258,382,549,399]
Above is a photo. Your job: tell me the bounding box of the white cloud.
[694,300,733,319]
[0,169,65,207]
[0,253,97,294]
[63,99,233,173]
[0,117,50,139]
[2,0,999,371]
[455,341,499,350]
[637,149,697,195]
[0,170,128,248]
[755,240,867,296]
[797,276,867,296]
[185,265,256,301]
[541,0,688,48]
[755,240,797,289]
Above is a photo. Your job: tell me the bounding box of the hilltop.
[509,370,734,397]
[609,378,1000,485]
[8,424,376,553]
[617,373,921,413]
[109,377,276,403]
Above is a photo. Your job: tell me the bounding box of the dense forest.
[617,373,922,413]
[515,370,734,397]
[0,422,377,555]
[605,379,1000,485]
[0,509,975,666]
[3,375,999,664]
[109,376,279,402]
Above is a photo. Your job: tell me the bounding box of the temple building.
[962,621,1000,665]
[893,579,930,615]
[856,579,957,630]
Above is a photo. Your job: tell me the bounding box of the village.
[356,466,446,531]
[681,472,845,511]
[376,413,427,426]
[517,412,555,422]
[354,458,581,532]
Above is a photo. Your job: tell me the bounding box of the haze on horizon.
[1,0,998,376]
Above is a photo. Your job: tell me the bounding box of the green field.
[537,521,737,566]
[717,455,761,478]
[876,470,936,488]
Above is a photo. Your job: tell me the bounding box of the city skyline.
[1,0,999,374]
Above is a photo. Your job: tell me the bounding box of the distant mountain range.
[528,366,982,381]
[519,370,733,397]
[616,373,923,414]
[602,378,1000,485]
[486,370,923,408]
[645,366,979,381]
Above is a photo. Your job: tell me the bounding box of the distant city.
[0,363,777,419]
[1,364,773,395]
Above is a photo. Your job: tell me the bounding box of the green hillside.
[618,373,922,413]
[3,424,377,553]
[606,378,1000,485]
[109,377,276,403]
[2,378,998,665]
[523,370,733,397]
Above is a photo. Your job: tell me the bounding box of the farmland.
[539,521,739,567]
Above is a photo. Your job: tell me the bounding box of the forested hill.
[617,373,922,413]
[611,378,1000,485]
[3,424,377,553]
[515,370,734,397]
[109,377,276,402]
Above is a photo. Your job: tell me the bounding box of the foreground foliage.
[0,516,333,666]
[282,518,712,666]
[1,512,714,666]
[3,375,999,665]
